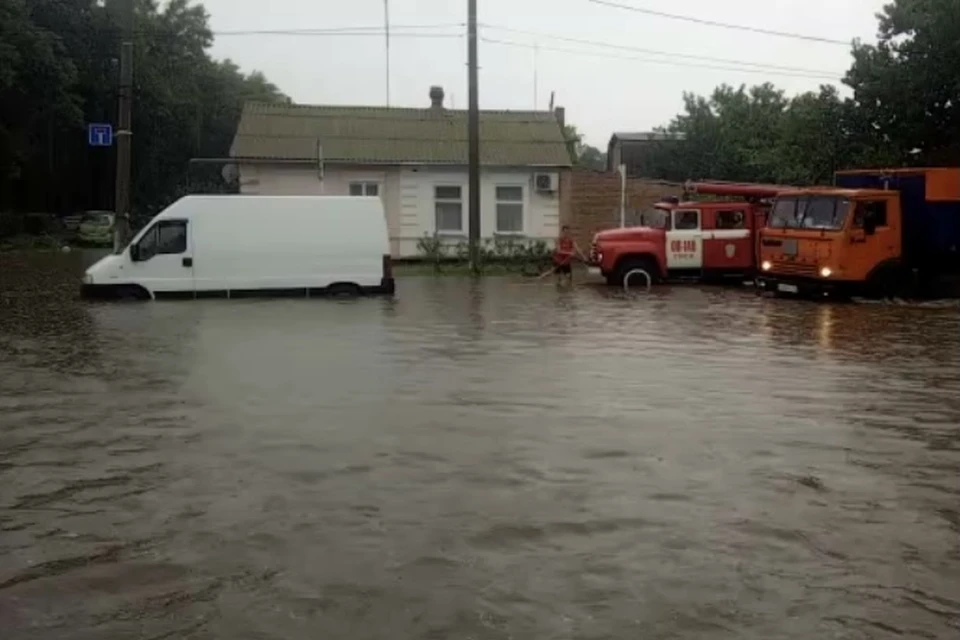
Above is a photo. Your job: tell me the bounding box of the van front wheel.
[327,283,362,298]
[117,285,149,301]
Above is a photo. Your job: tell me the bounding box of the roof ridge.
[234,134,566,144]
[243,101,557,118]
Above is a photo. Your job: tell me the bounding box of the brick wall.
[567,169,682,249]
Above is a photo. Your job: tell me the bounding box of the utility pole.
[533,43,539,110]
[113,0,134,253]
[467,0,480,271]
[384,0,391,106]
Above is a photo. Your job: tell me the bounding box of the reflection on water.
[1,253,959,639]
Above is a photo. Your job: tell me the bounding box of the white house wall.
[239,163,563,258]
[395,167,561,258]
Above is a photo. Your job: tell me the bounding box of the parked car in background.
[61,213,84,232]
[77,211,114,246]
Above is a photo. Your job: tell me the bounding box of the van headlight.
[83,273,93,284]
[820,267,832,278]
[761,260,772,272]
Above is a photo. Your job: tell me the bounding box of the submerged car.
[77,211,114,246]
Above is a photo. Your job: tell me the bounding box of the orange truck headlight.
[761,260,772,272]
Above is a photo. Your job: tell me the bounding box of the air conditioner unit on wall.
[534,172,559,193]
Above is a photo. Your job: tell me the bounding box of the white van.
[81,195,394,300]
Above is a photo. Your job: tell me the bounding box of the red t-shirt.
[554,237,574,264]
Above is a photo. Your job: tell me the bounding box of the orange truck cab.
[756,168,960,298]
[589,181,781,286]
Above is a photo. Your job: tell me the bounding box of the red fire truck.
[588,181,787,286]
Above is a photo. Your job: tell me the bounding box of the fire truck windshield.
[768,195,850,230]
[641,208,671,229]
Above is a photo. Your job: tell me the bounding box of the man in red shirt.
[552,225,586,283]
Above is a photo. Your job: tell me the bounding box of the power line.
[480,23,842,76]
[480,37,841,81]
[587,0,851,46]
[212,23,464,36]
[211,29,462,39]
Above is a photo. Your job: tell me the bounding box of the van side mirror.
[129,244,141,261]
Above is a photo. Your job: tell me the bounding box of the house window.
[495,186,524,233]
[349,182,379,197]
[435,185,463,233]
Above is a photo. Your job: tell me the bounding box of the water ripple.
[1,256,959,639]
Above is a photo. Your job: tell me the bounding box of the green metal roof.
[230,102,572,167]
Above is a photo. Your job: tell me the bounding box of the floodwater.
[1,253,959,640]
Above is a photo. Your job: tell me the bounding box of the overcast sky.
[199,0,887,147]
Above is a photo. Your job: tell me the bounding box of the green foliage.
[845,0,960,165]
[414,233,552,275]
[415,233,446,271]
[563,124,607,170]
[635,83,850,184]
[0,0,286,215]
[634,0,958,183]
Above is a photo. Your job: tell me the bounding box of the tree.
[633,83,865,184]
[845,0,960,165]
[0,0,83,203]
[635,83,792,183]
[0,0,286,217]
[578,145,607,171]
[776,86,848,184]
[562,124,607,170]
[628,2,958,183]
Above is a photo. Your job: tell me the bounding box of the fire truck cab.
[589,181,782,286]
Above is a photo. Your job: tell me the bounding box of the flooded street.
[2,253,959,639]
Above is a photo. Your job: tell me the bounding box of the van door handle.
[182,257,193,267]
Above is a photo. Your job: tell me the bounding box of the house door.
[666,209,703,270]
[703,208,753,272]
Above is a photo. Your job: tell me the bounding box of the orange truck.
[588,181,783,286]
[756,168,960,298]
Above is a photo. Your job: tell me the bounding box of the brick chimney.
[554,106,565,128]
[429,86,445,109]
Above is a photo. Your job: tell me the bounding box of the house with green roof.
[229,86,573,257]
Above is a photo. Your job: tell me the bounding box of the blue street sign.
[88,123,113,147]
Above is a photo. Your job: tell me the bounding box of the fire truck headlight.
[761,260,772,272]
[820,267,833,278]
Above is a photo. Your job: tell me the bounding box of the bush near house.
[415,234,552,275]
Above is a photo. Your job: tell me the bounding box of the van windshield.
[768,196,850,230]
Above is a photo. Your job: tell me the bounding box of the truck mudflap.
[756,275,858,299]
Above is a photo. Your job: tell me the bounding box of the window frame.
[349,181,380,197]
[673,209,701,231]
[434,184,465,235]
[494,184,525,235]
[853,200,889,229]
[715,209,746,230]
[133,219,188,261]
